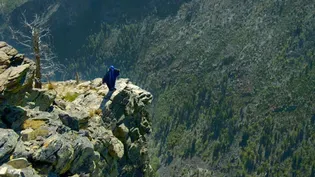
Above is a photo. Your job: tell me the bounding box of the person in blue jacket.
[102,65,120,91]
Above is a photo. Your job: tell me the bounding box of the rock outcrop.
[0,42,154,177]
[0,42,35,106]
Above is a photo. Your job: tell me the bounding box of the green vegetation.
[63,92,79,102]
[64,0,315,175]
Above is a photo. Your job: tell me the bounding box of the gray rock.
[0,62,35,105]
[113,123,129,142]
[108,136,124,159]
[70,136,99,174]
[87,123,124,159]
[12,140,33,160]
[59,112,89,131]
[0,105,27,131]
[23,89,56,111]
[6,158,30,169]
[0,128,19,164]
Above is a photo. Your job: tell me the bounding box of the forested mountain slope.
[2,0,315,176]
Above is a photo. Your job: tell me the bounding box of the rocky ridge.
[0,42,154,177]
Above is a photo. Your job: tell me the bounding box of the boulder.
[0,105,27,130]
[69,136,100,174]
[0,129,19,164]
[108,137,124,159]
[59,111,89,131]
[88,124,124,159]
[23,89,56,111]
[0,43,35,105]
[113,123,129,141]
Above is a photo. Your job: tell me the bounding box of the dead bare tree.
[9,3,65,88]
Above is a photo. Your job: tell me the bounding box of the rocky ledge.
[0,42,154,177]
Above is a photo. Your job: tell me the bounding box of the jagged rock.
[0,51,10,65]
[59,112,89,131]
[140,117,152,134]
[113,123,129,142]
[69,136,100,174]
[108,137,124,159]
[0,105,27,130]
[72,91,103,110]
[0,45,18,56]
[0,129,19,164]
[88,124,124,159]
[0,64,30,92]
[0,43,35,105]
[23,89,56,111]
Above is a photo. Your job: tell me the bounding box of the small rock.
[0,128,19,163]
[7,158,30,169]
[108,137,124,159]
[59,112,89,131]
[0,166,8,175]
[54,99,67,110]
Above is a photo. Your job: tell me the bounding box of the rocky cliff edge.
[0,42,154,177]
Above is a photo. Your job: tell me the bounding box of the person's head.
[110,65,114,70]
